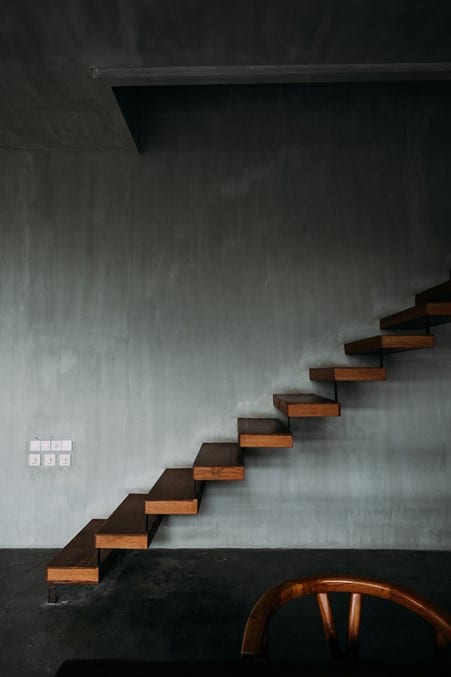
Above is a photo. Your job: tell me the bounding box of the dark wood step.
[144,468,204,515]
[193,443,245,481]
[344,334,434,355]
[46,519,114,584]
[415,278,451,305]
[238,418,293,447]
[95,494,162,550]
[310,367,386,381]
[380,303,451,330]
[273,393,340,417]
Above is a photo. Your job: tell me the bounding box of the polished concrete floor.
[0,548,450,677]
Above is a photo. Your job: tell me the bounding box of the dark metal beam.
[92,63,451,86]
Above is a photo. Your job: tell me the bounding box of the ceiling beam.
[92,63,451,86]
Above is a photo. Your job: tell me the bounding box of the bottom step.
[46,519,114,584]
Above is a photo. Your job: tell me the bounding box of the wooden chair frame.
[241,575,451,662]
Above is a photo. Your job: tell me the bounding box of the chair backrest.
[241,575,451,663]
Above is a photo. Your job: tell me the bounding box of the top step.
[415,278,451,305]
[193,443,245,481]
[344,334,434,355]
[145,468,204,515]
[380,303,451,331]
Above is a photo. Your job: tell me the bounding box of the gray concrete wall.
[3,0,451,152]
[1,81,451,548]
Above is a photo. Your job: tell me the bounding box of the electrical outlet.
[51,440,62,451]
[29,440,41,452]
[58,453,71,467]
[61,440,72,451]
[43,453,56,467]
[41,440,51,452]
[28,453,41,466]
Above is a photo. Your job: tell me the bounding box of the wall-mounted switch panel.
[58,453,71,467]
[43,453,56,467]
[28,439,73,464]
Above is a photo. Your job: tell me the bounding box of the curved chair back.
[241,575,451,662]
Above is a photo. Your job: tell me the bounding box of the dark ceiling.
[1,0,451,151]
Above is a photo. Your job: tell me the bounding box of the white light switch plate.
[61,440,72,451]
[29,440,41,452]
[41,440,51,452]
[43,453,56,467]
[51,440,62,451]
[28,453,41,466]
[58,453,71,467]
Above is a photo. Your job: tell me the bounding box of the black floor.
[0,548,450,677]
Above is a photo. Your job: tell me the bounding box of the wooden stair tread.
[95,494,162,550]
[193,443,245,480]
[46,519,113,584]
[273,393,340,417]
[145,468,204,515]
[344,334,434,355]
[310,367,386,381]
[238,418,293,447]
[415,278,451,305]
[380,302,451,330]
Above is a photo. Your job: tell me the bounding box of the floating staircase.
[45,269,451,601]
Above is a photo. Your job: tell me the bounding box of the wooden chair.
[240,575,451,665]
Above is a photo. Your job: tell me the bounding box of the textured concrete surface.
[0,548,450,677]
[2,1,451,149]
[1,80,451,548]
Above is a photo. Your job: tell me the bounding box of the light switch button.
[28,453,41,466]
[43,453,56,467]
